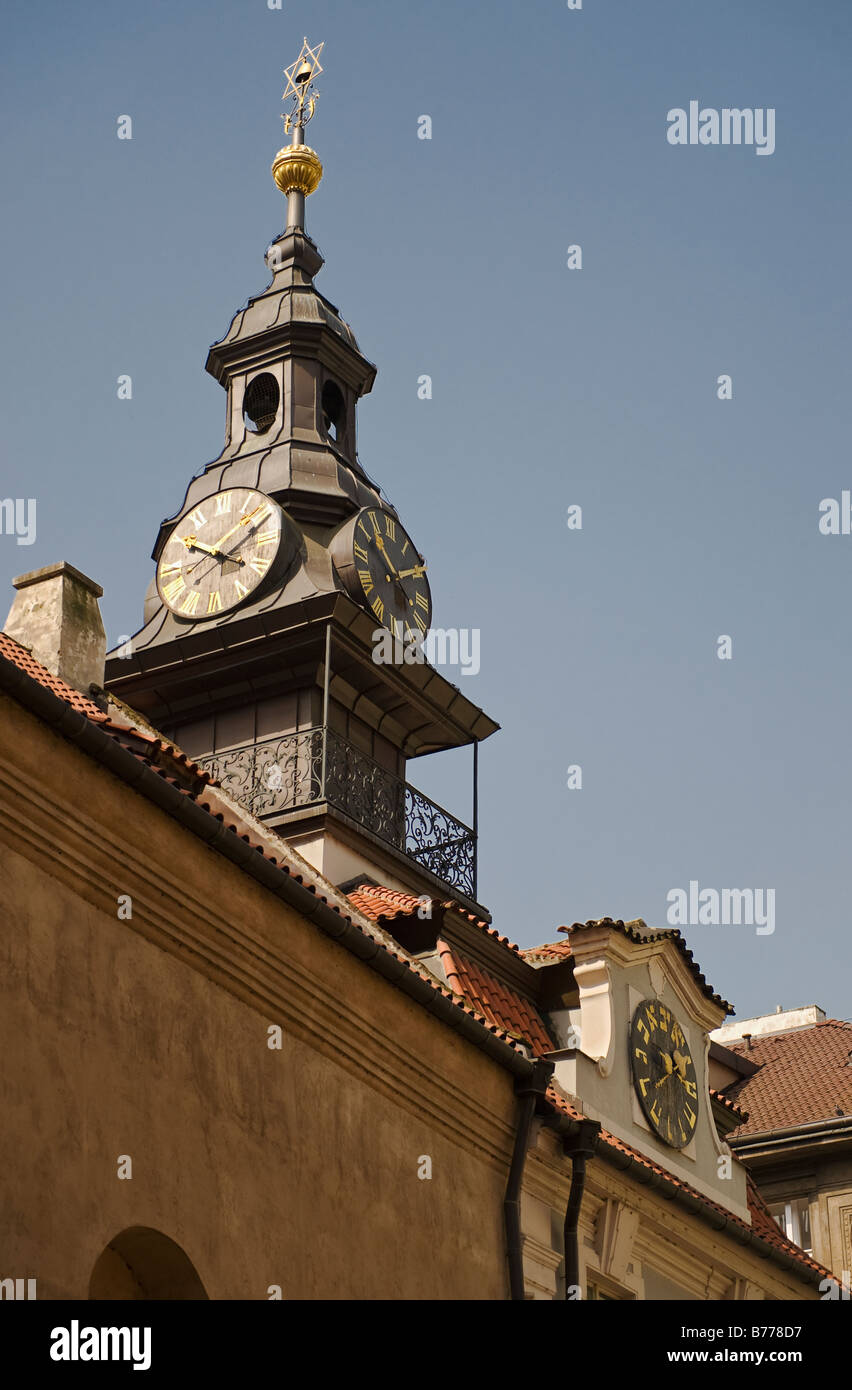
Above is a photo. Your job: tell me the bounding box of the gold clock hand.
[181,535,222,558]
[396,563,427,580]
[374,535,399,579]
[212,504,265,552]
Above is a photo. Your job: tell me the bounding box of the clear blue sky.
[2,0,851,1020]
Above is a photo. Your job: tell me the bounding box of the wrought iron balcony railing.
[197,726,476,899]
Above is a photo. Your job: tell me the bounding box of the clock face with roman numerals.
[630,999,699,1149]
[157,487,287,619]
[351,507,432,643]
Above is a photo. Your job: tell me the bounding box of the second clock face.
[157,487,286,619]
[630,999,699,1149]
[352,507,432,642]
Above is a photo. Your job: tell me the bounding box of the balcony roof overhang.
[105,592,500,757]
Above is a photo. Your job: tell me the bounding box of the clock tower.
[105,39,498,913]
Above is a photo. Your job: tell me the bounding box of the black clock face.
[157,487,288,619]
[630,1000,699,1149]
[352,507,432,642]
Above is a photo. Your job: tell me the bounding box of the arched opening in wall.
[321,379,345,445]
[243,372,280,433]
[89,1227,209,1301]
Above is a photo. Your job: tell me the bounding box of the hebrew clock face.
[351,507,432,642]
[157,487,287,619]
[630,999,699,1149]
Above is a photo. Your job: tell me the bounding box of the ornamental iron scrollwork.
[405,785,476,899]
[324,729,405,846]
[198,727,476,897]
[199,727,323,819]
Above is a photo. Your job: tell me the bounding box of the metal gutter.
[504,1060,553,1300]
[729,1114,852,1152]
[562,1121,602,1298]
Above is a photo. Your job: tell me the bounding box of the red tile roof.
[437,940,554,1055]
[725,1020,852,1135]
[521,940,573,964]
[0,631,108,721]
[347,884,425,921]
[0,644,539,1069]
[0,638,826,1285]
[710,1087,749,1125]
[346,882,523,954]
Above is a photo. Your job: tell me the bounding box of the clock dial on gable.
[156,487,294,620]
[630,998,699,1150]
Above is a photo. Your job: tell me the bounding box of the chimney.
[4,562,106,696]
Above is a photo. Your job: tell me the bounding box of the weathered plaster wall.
[0,692,515,1300]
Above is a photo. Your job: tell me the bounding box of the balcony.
[197,726,477,899]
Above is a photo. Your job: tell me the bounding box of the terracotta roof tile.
[561,918,732,1015]
[346,884,426,921]
[521,940,573,964]
[710,1087,749,1125]
[345,881,524,954]
[725,1020,852,1134]
[436,940,554,1055]
[0,631,108,722]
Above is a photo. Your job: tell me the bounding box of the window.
[321,380,345,444]
[769,1199,812,1256]
[243,373,279,433]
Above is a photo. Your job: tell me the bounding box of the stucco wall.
[0,692,516,1299]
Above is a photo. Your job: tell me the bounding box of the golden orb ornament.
[271,143,323,198]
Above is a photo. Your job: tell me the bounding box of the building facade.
[711,1007,852,1286]
[0,48,830,1301]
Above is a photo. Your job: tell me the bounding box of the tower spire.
[272,37,324,232]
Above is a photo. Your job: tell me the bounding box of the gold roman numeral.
[160,561,183,576]
[180,590,200,616]
[369,511,381,537]
[255,530,278,546]
[188,508,207,530]
[249,556,270,576]
[384,516,396,540]
[215,493,232,515]
[234,580,248,600]
[239,494,259,515]
[358,569,374,594]
[163,577,186,604]
[207,591,223,614]
[414,591,429,611]
[371,596,385,622]
[413,612,427,633]
[354,542,369,564]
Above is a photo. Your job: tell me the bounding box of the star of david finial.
[282,37,324,133]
